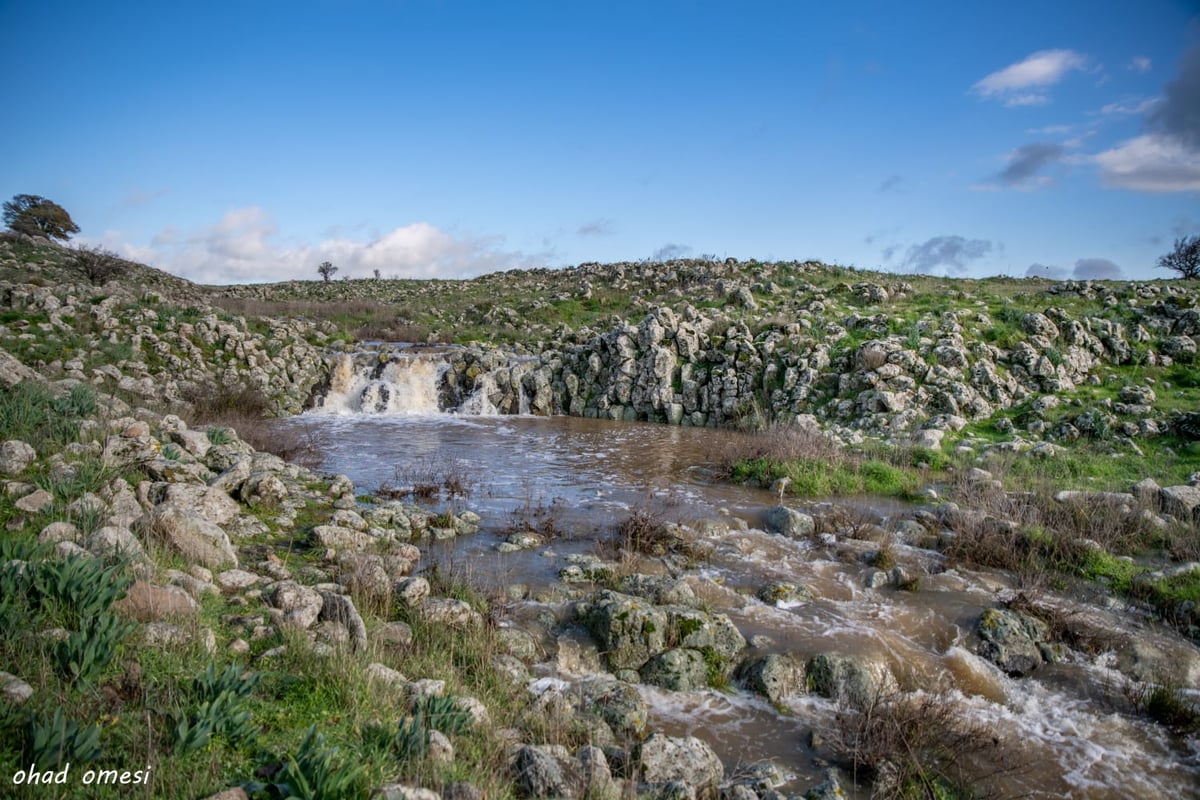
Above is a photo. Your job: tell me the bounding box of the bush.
[71,244,129,284]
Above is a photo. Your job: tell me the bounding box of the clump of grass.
[825,689,1012,799]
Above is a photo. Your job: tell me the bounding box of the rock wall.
[430,286,1198,447]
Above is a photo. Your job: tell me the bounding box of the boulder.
[513,745,583,799]
[160,483,241,525]
[762,506,815,538]
[975,608,1048,677]
[737,654,805,703]
[638,734,724,792]
[1159,485,1200,523]
[640,648,709,691]
[142,506,237,569]
[267,581,324,630]
[0,440,36,475]
[805,653,896,708]
[580,679,649,739]
[319,592,368,650]
[116,580,199,621]
[87,526,146,561]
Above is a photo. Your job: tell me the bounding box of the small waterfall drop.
[317,352,446,414]
[314,348,524,416]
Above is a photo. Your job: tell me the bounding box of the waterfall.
[314,349,522,416]
[316,352,446,414]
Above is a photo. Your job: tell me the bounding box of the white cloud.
[105,207,538,284]
[1099,98,1159,116]
[1094,134,1200,192]
[1129,56,1152,74]
[973,49,1088,105]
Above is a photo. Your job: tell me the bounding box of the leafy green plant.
[171,664,261,753]
[161,443,183,461]
[27,552,132,629]
[25,707,103,768]
[54,611,136,684]
[248,726,368,800]
[207,426,236,446]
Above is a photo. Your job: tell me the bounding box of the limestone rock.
[143,506,237,569]
[762,506,815,538]
[637,733,724,792]
[0,440,36,475]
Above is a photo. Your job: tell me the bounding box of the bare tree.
[71,245,128,285]
[317,261,338,282]
[1157,235,1200,279]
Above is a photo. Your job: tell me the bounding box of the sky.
[1,0,1198,284]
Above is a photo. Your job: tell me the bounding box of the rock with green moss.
[976,607,1049,677]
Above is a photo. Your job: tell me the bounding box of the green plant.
[25,707,103,768]
[207,426,236,446]
[249,726,368,800]
[27,553,132,629]
[54,611,136,684]
[172,664,262,753]
[161,442,183,461]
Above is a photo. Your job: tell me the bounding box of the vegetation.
[317,260,338,283]
[1157,234,1200,279]
[70,244,129,285]
[2,194,80,242]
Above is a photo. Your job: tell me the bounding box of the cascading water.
[315,352,446,414]
[312,348,525,416]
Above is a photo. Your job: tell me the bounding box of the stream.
[275,350,1200,798]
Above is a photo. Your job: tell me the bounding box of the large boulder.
[0,440,36,475]
[267,581,324,630]
[142,506,237,569]
[640,648,709,691]
[805,653,896,708]
[762,506,815,538]
[1159,485,1200,523]
[637,734,724,793]
[159,483,241,525]
[512,745,583,799]
[737,654,805,703]
[975,608,1048,677]
[580,590,745,674]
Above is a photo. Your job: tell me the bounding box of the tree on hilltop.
[1157,235,1200,279]
[2,194,80,241]
[317,261,338,282]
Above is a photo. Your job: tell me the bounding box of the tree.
[71,245,128,285]
[317,261,338,282]
[2,194,80,241]
[1157,234,1200,279]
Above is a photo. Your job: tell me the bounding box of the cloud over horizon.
[973,49,1088,107]
[97,207,537,284]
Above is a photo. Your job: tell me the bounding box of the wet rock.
[737,654,804,703]
[640,648,709,691]
[804,768,849,800]
[581,679,649,739]
[638,733,724,793]
[757,581,813,606]
[762,506,815,538]
[805,653,896,708]
[975,607,1048,677]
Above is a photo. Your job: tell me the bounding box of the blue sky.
[1,1,1197,284]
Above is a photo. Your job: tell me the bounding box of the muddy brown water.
[278,409,1200,798]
